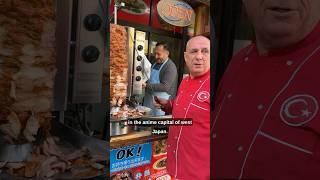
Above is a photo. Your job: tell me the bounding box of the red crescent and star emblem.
[197,91,210,102]
[280,94,318,127]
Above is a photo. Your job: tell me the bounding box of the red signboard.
[109,0,184,34]
[110,0,151,26]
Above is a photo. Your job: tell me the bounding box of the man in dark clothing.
[143,42,178,116]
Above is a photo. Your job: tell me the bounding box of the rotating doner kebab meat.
[109,25,151,119]
[110,24,128,107]
[0,0,104,178]
[0,0,56,144]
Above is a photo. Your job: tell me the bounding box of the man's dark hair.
[156,41,169,51]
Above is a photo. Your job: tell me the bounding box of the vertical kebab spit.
[109,25,151,119]
[110,24,128,108]
[0,0,104,178]
[0,0,56,145]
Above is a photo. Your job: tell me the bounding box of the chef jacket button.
[212,133,217,139]
[227,93,232,99]
[173,150,176,153]
[286,60,293,66]
[238,146,244,151]
[174,136,178,140]
[257,104,264,110]
[184,108,186,110]
[244,57,249,62]
[190,94,193,97]
[200,80,202,83]
[168,144,171,147]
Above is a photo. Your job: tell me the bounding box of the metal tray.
[110,115,142,122]
[139,115,173,120]
[51,120,107,160]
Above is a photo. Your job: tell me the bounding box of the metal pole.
[114,3,117,24]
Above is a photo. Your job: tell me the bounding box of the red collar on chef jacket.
[251,21,320,58]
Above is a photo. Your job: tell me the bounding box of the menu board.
[110,139,169,180]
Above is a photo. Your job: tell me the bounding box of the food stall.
[108,0,210,179]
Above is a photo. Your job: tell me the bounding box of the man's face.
[155,45,169,63]
[184,36,210,78]
[243,0,320,49]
